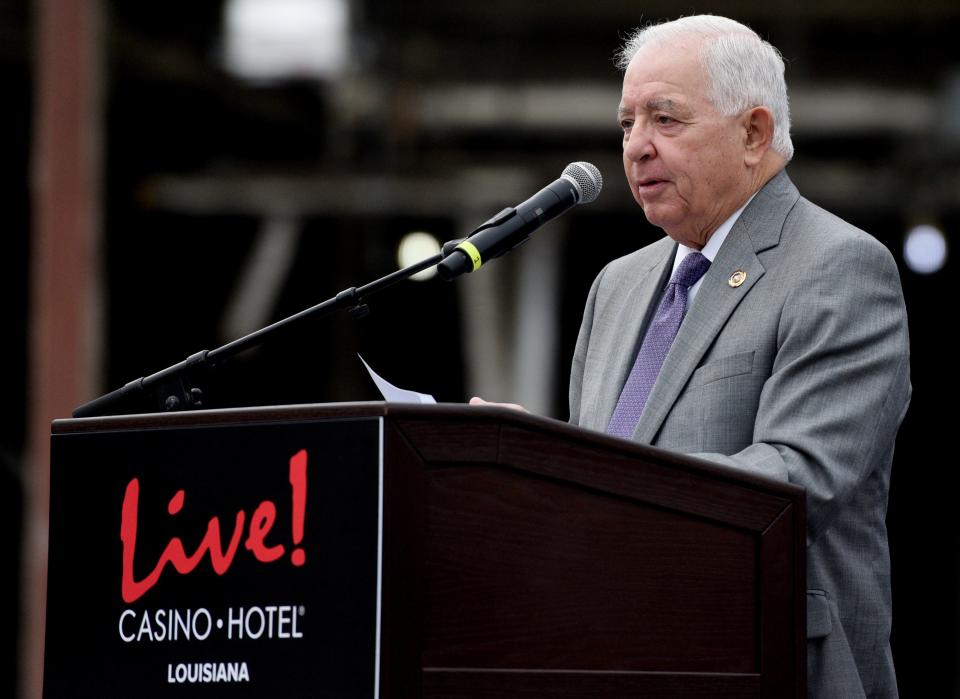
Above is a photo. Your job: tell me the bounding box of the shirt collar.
[672,192,757,271]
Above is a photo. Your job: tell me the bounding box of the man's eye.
[655,115,675,125]
[620,119,633,131]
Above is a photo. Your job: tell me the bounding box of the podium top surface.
[53,401,803,501]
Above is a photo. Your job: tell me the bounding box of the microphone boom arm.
[72,246,453,418]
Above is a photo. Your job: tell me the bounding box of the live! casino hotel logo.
[117,449,309,684]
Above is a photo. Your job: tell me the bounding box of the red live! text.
[120,449,308,604]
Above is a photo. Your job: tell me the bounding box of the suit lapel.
[633,169,800,444]
[592,245,675,430]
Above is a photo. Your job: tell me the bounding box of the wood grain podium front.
[46,403,805,698]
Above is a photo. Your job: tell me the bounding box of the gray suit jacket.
[569,170,910,698]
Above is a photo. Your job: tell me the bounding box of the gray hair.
[616,16,793,162]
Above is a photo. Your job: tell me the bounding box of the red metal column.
[24,1,103,697]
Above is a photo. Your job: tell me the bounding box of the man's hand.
[468,396,529,413]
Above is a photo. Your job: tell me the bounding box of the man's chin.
[640,205,678,232]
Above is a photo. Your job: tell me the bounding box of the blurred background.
[3,0,958,696]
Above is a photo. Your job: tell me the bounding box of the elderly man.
[568,15,910,699]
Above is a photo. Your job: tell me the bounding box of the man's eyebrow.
[646,97,684,113]
[617,98,692,123]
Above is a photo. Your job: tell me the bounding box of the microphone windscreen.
[562,162,603,204]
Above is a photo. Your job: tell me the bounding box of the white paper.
[359,354,436,404]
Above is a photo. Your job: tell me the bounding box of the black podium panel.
[46,416,383,698]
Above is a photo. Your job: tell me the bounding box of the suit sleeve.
[695,234,911,546]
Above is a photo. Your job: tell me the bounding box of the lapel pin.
[728,269,747,288]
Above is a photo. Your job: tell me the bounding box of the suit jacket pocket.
[806,589,833,639]
[690,350,755,386]
[682,350,761,454]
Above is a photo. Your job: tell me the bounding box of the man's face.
[619,39,749,248]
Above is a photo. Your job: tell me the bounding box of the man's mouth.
[637,178,669,192]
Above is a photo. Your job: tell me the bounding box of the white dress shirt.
[671,193,756,305]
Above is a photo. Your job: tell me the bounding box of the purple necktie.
[606,252,711,439]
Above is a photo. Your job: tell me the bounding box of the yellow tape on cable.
[455,241,483,272]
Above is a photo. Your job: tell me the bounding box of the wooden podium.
[46,403,805,698]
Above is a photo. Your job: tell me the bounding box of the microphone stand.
[72,240,462,418]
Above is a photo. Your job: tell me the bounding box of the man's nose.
[624,130,655,162]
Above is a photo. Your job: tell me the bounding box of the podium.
[46,403,805,698]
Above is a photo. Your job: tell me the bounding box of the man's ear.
[742,106,775,166]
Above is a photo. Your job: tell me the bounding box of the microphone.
[437,162,602,280]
